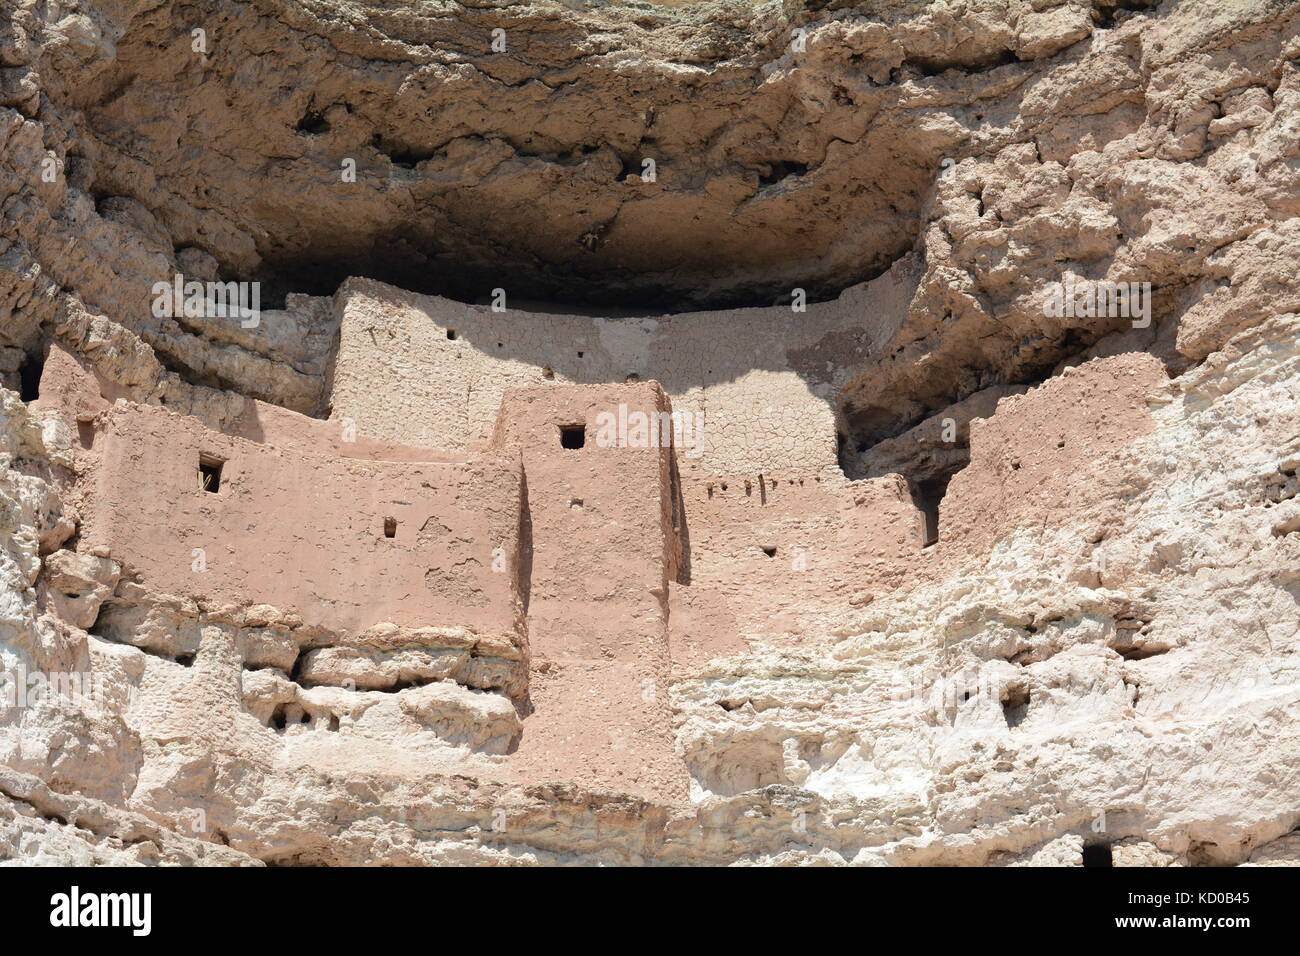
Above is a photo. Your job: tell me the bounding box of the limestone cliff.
[1,0,1298,866]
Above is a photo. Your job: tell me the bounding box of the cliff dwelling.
[0,0,1299,883]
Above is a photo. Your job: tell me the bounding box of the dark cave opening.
[758,161,810,187]
[296,110,331,135]
[248,244,852,315]
[18,349,43,402]
[1093,0,1163,30]
[369,133,437,169]
[1082,843,1114,867]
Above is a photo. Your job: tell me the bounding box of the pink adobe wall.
[40,331,1167,805]
[33,342,470,466]
[940,352,1169,554]
[80,401,526,643]
[490,382,680,660]
[669,469,923,660]
[490,382,690,803]
[665,353,1169,658]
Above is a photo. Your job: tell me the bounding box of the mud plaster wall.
[488,382,690,802]
[325,271,920,477]
[79,401,525,642]
[669,352,1170,656]
[671,471,922,661]
[491,383,677,656]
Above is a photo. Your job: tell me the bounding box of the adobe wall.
[489,382,690,802]
[325,272,918,476]
[30,317,1172,806]
[667,352,1170,658]
[490,382,679,655]
[940,352,1170,555]
[78,401,526,649]
[670,471,922,663]
[32,341,465,465]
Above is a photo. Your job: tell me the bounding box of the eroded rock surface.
[1,0,1298,865]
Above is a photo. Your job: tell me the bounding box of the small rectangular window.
[384,516,397,538]
[560,425,585,449]
[198,455,224,494]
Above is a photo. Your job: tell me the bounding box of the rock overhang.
[42,0,1147,312]
[5,0,1300,868]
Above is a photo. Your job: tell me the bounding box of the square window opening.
[560,425,585,450]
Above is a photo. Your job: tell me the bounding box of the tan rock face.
[1,0,1299,866]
